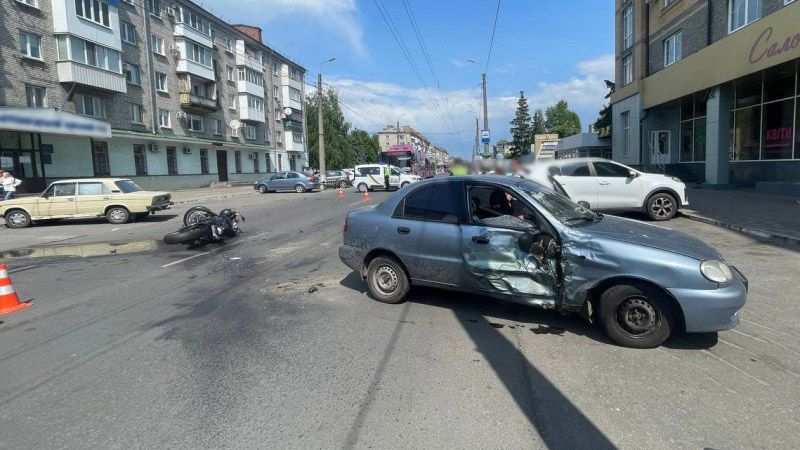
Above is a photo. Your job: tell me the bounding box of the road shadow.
[24,214,179,227]
[339,271,367,294]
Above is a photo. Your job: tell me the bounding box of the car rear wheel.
[295,184,306,193]
[401,181,410,188]
[599,283,674,348]
[357,183,369,193]
[646,193,677,221]
[5,209,31,229]
[106,207,130,225]
[338,180,347,188]
[366,256,410,304]
[258,185,268,194]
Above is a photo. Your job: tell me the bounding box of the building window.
[155,72,168,92]
[124,63,141,85]
[19,32,42,60]
[622,55,633,85]
[16,0,39,7]
[621,111,630,157]
[133,144,148,175]
[185,41,213,67]
[244,124,257,140]
[145,0,160,15]
[293,132,303,143]
[214,119,223,135]
[158,109,170,128]
[199,149,209,174]
[166,146,178,175]
[228,94,237,110]
[253,153,260,172]
[130,103,144,124]
[152,35,164,55]
[223,36,233,52]
[75,0,110,27]
[663,31,682,67]
[74,94,106,118]
[728,0,761,34]
[121,21,136,44]
[234,151,242,173]
[247,95,264,111]
[289,67,301,81]
[178,6,212,36]
[679,94,707,162]
[265,154,272,172]
[187,115,203,132]
[273,86,280,98]
[622,6,633,50]
[239,68,264,86]
[56,35,121,73]
[227,65,234,82]
[25,85,45,107]
[272,62,280,76]
[91,141,110,176]
[289,87,301,101]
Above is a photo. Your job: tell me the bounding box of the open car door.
[460,182,560,307]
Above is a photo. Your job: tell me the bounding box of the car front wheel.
[258,185,268,194]
[338,180,347,188]
[357,183,369,193]
[646,193,677,221]
[5,209,31,229]
[599,283,674,348]
[366,256,410,304]
[106,207,130,225]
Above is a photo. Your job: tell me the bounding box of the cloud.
[222,0,366,56]
[527,54,614,112]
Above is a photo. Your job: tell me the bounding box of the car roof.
[51,178,128,183]
[529,157,613,167]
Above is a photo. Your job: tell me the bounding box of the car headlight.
[700,260,733,283]
[671,176,682,182]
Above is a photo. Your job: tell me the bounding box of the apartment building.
[611,0,800,187]
[0,0,307,192]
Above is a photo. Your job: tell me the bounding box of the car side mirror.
[628,170,639,178]
[42,193,50,199]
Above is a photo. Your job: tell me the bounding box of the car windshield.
[516,180,597,225]
[114,180,144,193]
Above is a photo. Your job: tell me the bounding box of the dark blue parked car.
[339,176,747,348]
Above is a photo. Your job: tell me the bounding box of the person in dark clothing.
[489,189,524,219]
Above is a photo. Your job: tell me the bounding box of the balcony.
[237,80,265,97]
[179,92,218,112]
[283,119,303,131]
[236,53,263,72]
[238,107,265,123]
[56,61,126,93]
[176,59,215,81]
[173,22,213,48]
[286,139,305,152]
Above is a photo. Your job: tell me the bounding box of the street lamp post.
[317,57,335,188]
[467,59,490,157]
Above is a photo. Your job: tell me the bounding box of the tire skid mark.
[699,349,770,387]
[717,337,800,378]
[740,317,793,336]
[661,349,736,394]
[731,328,800,356]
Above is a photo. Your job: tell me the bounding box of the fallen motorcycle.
[163,206,244,246]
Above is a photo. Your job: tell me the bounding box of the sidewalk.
[681,187,800,245]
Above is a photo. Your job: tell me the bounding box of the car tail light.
[309,177,318,183]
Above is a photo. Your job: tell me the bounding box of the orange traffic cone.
[363,191,369,201]
[0,264,31,316]
[338,187,344,198]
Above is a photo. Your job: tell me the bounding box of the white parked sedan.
[523,158,688,221]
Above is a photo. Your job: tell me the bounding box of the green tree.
[531,109,546,135]
[544,99,582,138]
[509,91,532,158]
[593,104,612,136]
[349,128,380,164]
[305,89,353,169]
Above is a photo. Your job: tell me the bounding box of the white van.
[352,164,421,192]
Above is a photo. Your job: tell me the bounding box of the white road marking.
[350,200,367,206]
[161,252,210,268]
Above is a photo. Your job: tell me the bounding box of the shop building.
[611,0,800,187]
[1,0,307,192]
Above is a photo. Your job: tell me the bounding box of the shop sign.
[749,27,800,64]
[0,107,111,138]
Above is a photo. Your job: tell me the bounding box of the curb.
[171,191,256,205]
[680,211,800,246]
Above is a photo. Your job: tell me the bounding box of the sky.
[213,0,615,158]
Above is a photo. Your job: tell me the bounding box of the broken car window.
[516,180,597,225]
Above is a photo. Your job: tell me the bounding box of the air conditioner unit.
[148,144,160,153]
[248,153,255,160]
[182,147,192,154]
[175,111,187,119]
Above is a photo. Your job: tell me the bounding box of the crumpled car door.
[460,220,559,303]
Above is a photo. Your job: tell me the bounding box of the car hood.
[574,215,722,261]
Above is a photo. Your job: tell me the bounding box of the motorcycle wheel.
[163,228,206,245]
[183,206,215,226]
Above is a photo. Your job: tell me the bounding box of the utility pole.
[482,72,490,157]
[317,72,326,188]
[396,119,400,146]
[474,117,479,160]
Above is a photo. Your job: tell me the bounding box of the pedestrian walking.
[383,165,390,190]
[1,171,22,200]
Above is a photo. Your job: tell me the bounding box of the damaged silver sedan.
[339,176,747,348]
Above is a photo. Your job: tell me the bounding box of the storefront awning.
[0,107,111,138]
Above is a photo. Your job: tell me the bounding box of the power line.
[485,0,501,73]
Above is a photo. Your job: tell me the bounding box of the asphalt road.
[0,189,798,449]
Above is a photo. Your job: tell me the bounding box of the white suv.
[353,164,421,192]
[524,158,688,221]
